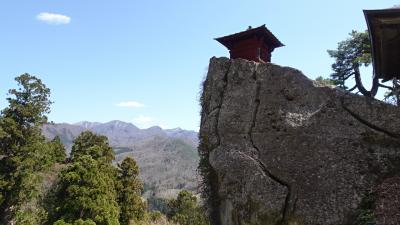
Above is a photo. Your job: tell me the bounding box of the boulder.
[199,57,400,225]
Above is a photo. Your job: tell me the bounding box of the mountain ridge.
[42,120,199,198]
[43,120,198,151]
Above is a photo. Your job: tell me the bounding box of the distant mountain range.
[42,120,199,198]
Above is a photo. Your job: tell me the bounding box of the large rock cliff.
[199,57,400,225]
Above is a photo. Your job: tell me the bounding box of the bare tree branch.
[348,85,357,92]
[378,83,394,90]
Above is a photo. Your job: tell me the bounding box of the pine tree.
[49,136,67,163]
[327,30,372,92]
[70,131,114,164]
[328,30,400,105]
[167,190,210,225]
[54,131,120,225]
[117,157,146,225]
[0,74,56,224]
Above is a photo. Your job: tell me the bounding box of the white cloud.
[116,101,145,108]
[36,12,71,25]
[133,115,154,126]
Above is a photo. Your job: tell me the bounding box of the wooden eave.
[364,8,400,81]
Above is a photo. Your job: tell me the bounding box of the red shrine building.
[215,25,284,63]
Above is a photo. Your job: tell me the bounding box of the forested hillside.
[0,74,209,225]
[42,122,199,199]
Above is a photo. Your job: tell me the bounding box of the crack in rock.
[340,97,400,139]
[244,66,295,224]
[202,58,400,225]
[214,61,232,148]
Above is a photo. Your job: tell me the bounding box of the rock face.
[199,57,400,225]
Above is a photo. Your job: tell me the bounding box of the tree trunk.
[353,65,379,97]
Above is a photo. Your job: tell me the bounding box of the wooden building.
[364,8,400,81]
[215,25,284,63]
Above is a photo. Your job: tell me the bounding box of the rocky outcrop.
[374,177,400,225]
[199,57,400,225]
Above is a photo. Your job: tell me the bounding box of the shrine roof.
[215,25,284,49]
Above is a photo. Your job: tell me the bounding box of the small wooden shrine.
[364,8,400,81]
[215,25,284,63]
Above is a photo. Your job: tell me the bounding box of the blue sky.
[0,0,398,131]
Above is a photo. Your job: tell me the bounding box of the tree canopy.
[328,30,399,105]
[3,74,52,128]
[117,157,146,225]
[0,74,58,224]
[0,74,206,225]
[49,136,67,163]
[167,190,210,225]
[327,30,376,95]
[70,131,115,163]
[54,131,120,225]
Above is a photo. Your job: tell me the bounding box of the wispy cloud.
[133,115,154,127]
[116,101,145,108]
[36,12,71,25]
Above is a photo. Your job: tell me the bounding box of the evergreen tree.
[53,218,96,225]
[167,190,210,225]
[0,74,55,224]
[70,131,114,164]
[328,30,400,105]
[328,30,372,92]
[327,30,400,104]
[54,131,120,225]
[117,157,146,225]
[49,136,67,163]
